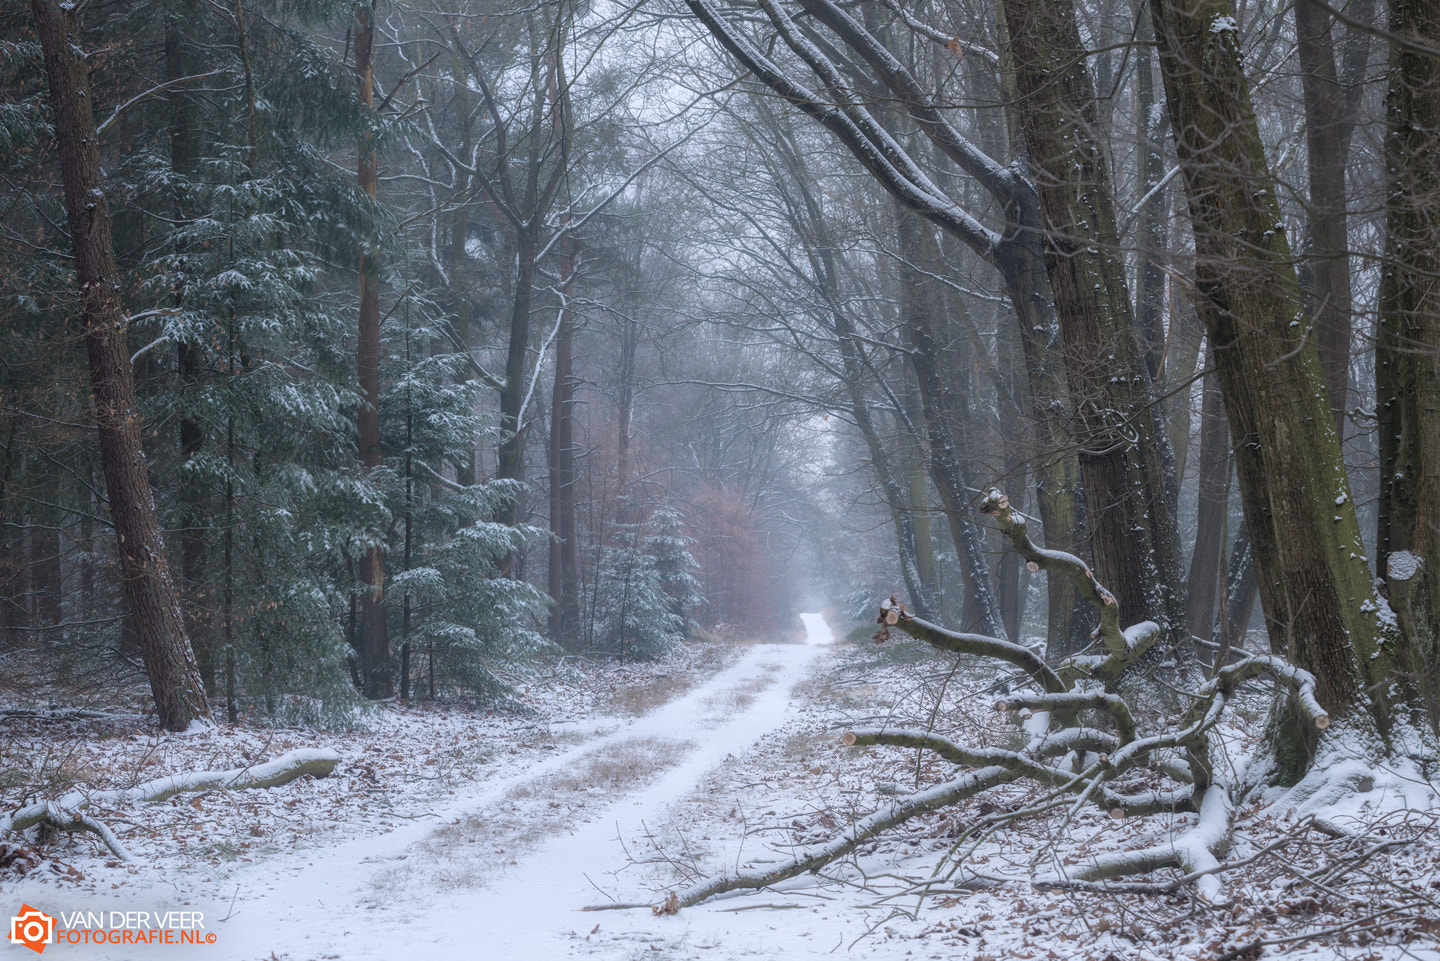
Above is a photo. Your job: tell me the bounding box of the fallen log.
[0,748,341,862]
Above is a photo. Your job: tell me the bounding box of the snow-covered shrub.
[590,503,700,659]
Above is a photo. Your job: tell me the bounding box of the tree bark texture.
[354,0,390,699]
[31,0,209,731]
[1296,0,1358,437]
[1376,0,1440,726]
[1185,364,1229,644]
[1148,0,1426,756]
[1003,0,1187,657]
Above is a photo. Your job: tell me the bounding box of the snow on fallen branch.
[641,489,1337,912]
[666,765,1019,909]
[0,749,340,862]
[1036,784,1235,902]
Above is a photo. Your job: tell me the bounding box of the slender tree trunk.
[496,229,537,534]
[1134,7,1169,383]
[1185,364,1229,644]
[615,318,638,496]
[1376,0,1440,726]
[1164,290,1204,482]
[168,0,212,693]
[1297,0,1357,438]
[1149,0,1429,766]
[354,0,390,699]
[1218,521,1258,651]
[447,47,478,489]
[31,0,209,731]
[895,209,1006,638]
[549,237,581,644]
[32,472,63,628]
[899,374,939,609]
[2,435,23,643]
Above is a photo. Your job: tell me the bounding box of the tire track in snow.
[214,614,835,960]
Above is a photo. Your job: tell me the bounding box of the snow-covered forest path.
[210,613,834,960]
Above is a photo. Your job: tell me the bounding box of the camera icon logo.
[9,905,57,954]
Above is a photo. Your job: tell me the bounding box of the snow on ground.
[3,615,1439,961]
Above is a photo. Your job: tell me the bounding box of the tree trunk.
[1218,519,1258,651]
[899,375,940,611]
[31,0,209,731]
[496,228,536,535]
[1296,0,1358,438]
[169,1,212,693]
[32,473,63,628]
[1185,363,1229,644]
[1134,6,1170,383]
[1149,0,1429,764]
[354,0,390,699]
[548,237,581,644]
[1376,0,1440,727]
[1163,291,1204,482]
[1002,0,1187,655]
[895,209,1006,638]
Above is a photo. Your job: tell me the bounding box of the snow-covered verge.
[593,628,1440,961]
[2,618,1437,961]
[0,639,742,892]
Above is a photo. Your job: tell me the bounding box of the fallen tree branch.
[4,802,135,862]
[664,764,1019,909]
[998,690,1137,745]
[1037,784,1235,901]
[879,598,1066,694]
[658,517,1331,911]
[1,749,341,862]
[76,748,342,807]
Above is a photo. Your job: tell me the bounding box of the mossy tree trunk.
[1376,0,1440,728]
[1148,0,1433,769]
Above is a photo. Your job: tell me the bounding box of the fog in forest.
[2,0,1439,957]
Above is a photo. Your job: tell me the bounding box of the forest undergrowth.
[620,624,1440,961]
[1,623,1437,960]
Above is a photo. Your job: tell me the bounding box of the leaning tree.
[664,0,1440,908]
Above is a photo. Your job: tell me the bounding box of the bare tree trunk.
[497,229,537,532]
[548,237,581,644]
[354,0,390,699]
[1134,6,1169,383]
[993,0,1088,660]
[1002,0,1187,654]
[1149,0,1430,766]
[1297,0,1367,437]
[32,473,63,628]
[1376,0,1440,726]
[446,47,478,489]
[1163,291,1204,482]
[895,209,1005,638]
[0,430,21,644]
[31,0,209,731]
[899,375,939,610]
[168,0,212,693]
[1185,364,1229,644]
[1218,519,1258,651]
